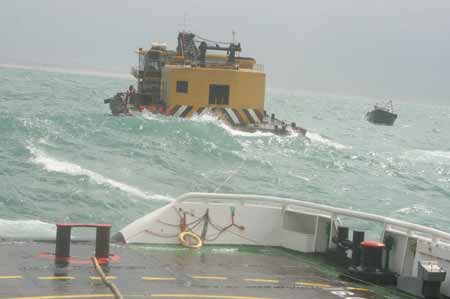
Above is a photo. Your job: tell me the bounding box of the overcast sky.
[1,0,449,102]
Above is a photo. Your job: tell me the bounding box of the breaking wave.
[396,204,433,215]
[0,219,55,240]
[219,123,275,137]
[403,149,450,164]
[27,145,172,202]
[141,112,168,122]
[305,132,351,150]
[191,113,275,137]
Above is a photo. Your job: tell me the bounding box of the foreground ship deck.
[1,241,389,299]
[3,192,449,299]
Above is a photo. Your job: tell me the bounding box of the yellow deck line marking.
[151,294,273,299]
[191,275,228,280]
[0,275,22,279]
[142,276,176,281]
[244,278,279,283]
[7,294,114,299]
[6,294,270,299]
[296,282,331,288]
[347,287,369,292]
[89,276,117,280]
[37,276,76,280]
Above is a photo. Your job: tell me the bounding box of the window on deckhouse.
[209,84,229,105]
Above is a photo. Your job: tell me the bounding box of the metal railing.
[176,192,450,242]
[131,66,146,79]
[253,64,264,72]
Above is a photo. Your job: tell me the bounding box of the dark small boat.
[366,100,398,125]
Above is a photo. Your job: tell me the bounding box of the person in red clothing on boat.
[125,85,136,105]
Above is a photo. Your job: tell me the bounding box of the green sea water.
[1,65,449,239]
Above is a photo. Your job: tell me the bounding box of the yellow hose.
[92,257,123,299]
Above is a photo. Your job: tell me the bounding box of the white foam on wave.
[141,112,167,122]
[37,137,52,146]
[305,132,351,150]
[219,123,275,137]
[142,112,298,138]
[190,113,221,124]
[288,171,311,182]
[0,64,132,79]
[191,113,275,137]
[396,204,432,215]
[27,145,172,202]
[403,149,450,164]
[0,219,55,239]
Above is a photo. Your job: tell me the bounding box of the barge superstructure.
[105,32,306,135]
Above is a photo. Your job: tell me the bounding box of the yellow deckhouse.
[130,32,266,125]
[162,63,265,112]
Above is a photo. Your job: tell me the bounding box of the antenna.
[178,12,190,33]
[232,30,239,56]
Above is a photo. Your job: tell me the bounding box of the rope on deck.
[92,257,123,299]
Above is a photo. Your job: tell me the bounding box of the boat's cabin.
[374,100,394,113]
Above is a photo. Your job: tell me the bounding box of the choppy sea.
[1,65,449,239]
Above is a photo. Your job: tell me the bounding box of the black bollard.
[360,241,385,272]
[95,226,111,258]
[351,231,365,267]
[55,225,72,258]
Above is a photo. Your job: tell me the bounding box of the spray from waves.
[27,145,172,202]
[219,123,274,137]
[305,132,351,150]
[140,112,297,138]
[0,219,56,239]
[190,113,276,137]
[141,112,168,122]
[403,149,450,164]
[190,112,221,124]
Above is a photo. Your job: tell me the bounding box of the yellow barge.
[105,31,306,135]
